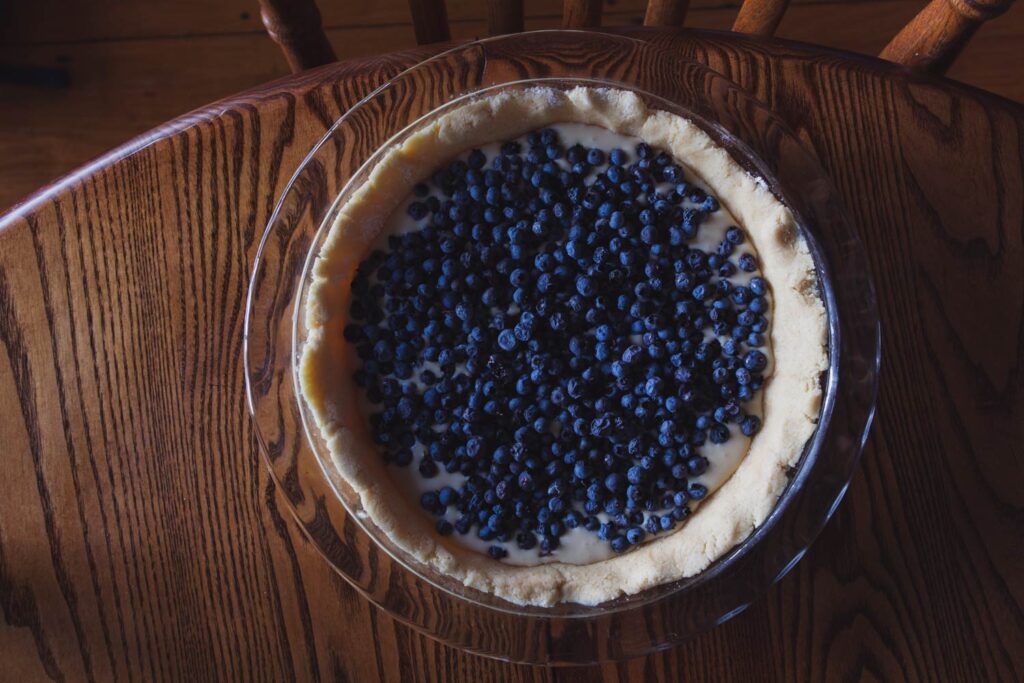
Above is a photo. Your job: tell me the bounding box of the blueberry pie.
[300,87,827,606]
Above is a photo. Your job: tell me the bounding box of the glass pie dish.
[244,30,879,664]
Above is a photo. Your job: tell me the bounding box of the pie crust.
[299,86,828,606]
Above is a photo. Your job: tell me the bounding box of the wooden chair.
[258,0,1015,75]
[258,0,1016,76]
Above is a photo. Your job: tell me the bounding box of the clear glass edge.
[242,31,882,635]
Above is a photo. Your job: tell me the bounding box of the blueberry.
[438,486,456,506]
[407,201,428,219]
[741,415,762,436]
[418,458,439,478]
[498,329,518,351]
[688,483,708,500]
[569,273,592,297]
[564,511,582,529]
[744,350,768,372]
[708,424,729,444]
[516,532,537,550]
[420,491,441,514]
[686,456,708,476]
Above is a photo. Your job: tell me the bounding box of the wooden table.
[1,29,1021,681]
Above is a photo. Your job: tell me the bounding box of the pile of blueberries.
[344,128,769,559]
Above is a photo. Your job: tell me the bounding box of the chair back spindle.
[644,0,690,26]
[879,0,1015,73]
[260,0,1018,82]
[257,0,336,72]
[732,0,791,36]
[488,0,525,35]
[408,0,451,44]
[562,0,604,28]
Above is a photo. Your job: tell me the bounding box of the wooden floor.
[1,0,1023,212]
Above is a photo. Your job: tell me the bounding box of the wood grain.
[2,28,1022,680]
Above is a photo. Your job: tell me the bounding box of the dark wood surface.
[5,0,1024,215]
[1,28,1022,681]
